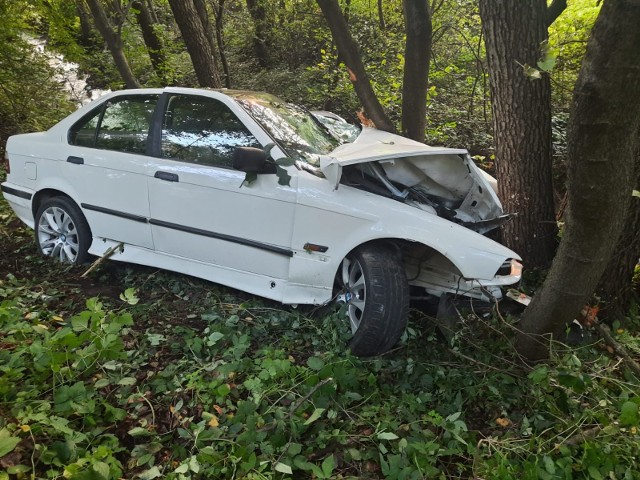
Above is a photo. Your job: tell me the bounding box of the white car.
[1,88,522,356]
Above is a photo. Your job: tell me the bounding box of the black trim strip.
[149,218,294,257]
[81,203,148,223]
[1,185,32,200]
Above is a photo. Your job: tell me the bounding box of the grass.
[0,184,639,479]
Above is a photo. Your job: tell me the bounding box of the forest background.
[1,0,640,478]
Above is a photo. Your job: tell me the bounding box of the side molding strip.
[81,203,148,223]
[1,185,33,200]
[149,218,294,257]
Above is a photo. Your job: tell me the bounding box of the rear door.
[64,94,158,249]
[146,92,297,281]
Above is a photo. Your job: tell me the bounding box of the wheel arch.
[334,237,463,285]
[32,188,77,218]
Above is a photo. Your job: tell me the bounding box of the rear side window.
[161,95,260,168]
[69,95,158,154]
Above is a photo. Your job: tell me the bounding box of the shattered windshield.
[233,93,346,167]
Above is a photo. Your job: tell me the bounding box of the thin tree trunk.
[133,0,167,83]
[168,0,221,88]
[516,0,640,361]
[378,0,386,30]
[546,0,567,26]
[212,0,231,88]
[316,0,395,132]
[146,0,159,23]
[246,0,270,67]
[85,0,140,88]
[193,0,218,63]
[76,0,94,47]
[597,152,640,320]
[401,0,431,142]
[479,0,557,269]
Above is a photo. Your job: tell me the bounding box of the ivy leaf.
[119,287,139,305]
[523,64,542,80]
[241,171,258,187]
[303,408,325,425]
[263,143,277,161]
[0,435,21,458]
[274,462,293,475]
[275,157,295,167]
[632,190,640,198]
[377,431,399,440]
[275,165,291,186]
[321,455,335,478]
[620,400,639,426]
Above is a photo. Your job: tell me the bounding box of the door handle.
[154,171,179,182]
[67,156,84,165]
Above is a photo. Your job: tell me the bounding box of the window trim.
[154,92,268,172]
[67,94,159,155]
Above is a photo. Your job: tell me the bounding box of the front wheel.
[335,244,409,356]
[34,196,91,264]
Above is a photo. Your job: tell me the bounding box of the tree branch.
[546,0,567,27]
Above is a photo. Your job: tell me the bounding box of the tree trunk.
[378,0,386,30]
[168,0,221,87]
[246,0,270,67]
[212,0,232,88]
[316,0,395,133]
[401,0,431,143]
[516,0,640,361]
[76,0,95,47]
[479,0,557,269]
[133,0,167,83]
[546,0,567,26]
[85,0,140,88]
[193,0,218,63]
[597,152,640,320]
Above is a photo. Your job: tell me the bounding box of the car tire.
[34,196,91,264]
[336,244,409,356]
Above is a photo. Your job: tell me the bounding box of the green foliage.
[0,1,74,150]
[1,188,639,479]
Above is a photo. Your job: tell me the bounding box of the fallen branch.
[81,242,123,277]
[594,321,640,379]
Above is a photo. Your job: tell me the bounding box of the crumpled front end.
[321,128,511,234]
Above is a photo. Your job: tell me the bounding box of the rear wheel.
[335,244,409,356]
[35,197,91,264]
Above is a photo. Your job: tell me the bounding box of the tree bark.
[85,0,140,88]
[246,0,270,67]
[168,0,221,88]
[76,0,95,47]
[212,0,232,88]
[516,0,640,361]
[133,0,167,83]
[479,0,557,269]
[597,151,640,320]
[401,0,432,143]
[377,0,386,30]
[316,0,395,133]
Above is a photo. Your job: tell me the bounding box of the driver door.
[147,93,297,283]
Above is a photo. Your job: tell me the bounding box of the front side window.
[161,95,260,168]
[69,95,158,154]
[233,93,342,167]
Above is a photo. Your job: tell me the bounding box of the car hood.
[319,128,506,232]
[326,127,468,164]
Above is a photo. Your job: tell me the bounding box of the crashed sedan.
[1,88,522,356]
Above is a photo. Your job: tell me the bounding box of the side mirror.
[233,147,275,174]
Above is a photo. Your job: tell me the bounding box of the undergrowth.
[0,197,639,479]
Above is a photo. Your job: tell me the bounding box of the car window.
[161,95,261,168]
[69,95,158,154]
